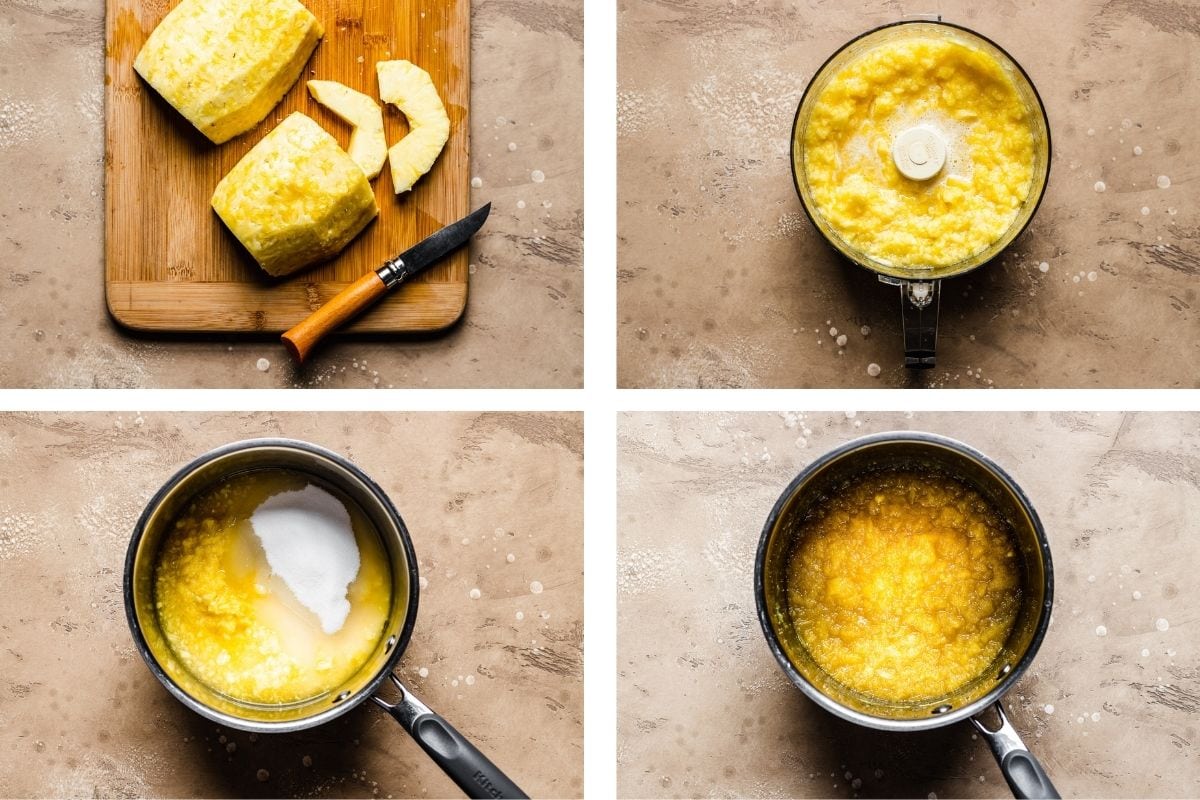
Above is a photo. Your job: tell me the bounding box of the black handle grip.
[373,674,529,799]
[972,700,1060,800]
[1001,749,1059,799]
[897,279,940,368]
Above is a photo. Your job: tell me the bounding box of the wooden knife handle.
[282,271,388,363]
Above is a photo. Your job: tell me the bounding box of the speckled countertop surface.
[618,411,1199,798]
[618,0,1199,388]
[0,2,582,388]
[0,412,583,798]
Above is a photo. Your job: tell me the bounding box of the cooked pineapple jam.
[802,36,1037,268]
[787,469,1020,703]
[154,470,391,704]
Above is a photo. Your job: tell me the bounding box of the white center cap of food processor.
[892,125,947,181]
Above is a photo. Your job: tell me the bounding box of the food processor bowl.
[790,20,1051,367]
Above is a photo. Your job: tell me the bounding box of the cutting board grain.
[105,0,469,333]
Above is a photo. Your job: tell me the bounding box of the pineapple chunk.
[134,0,323,144]
[211,113,379,277]
[307,80,387,180]
[376,60,450,194]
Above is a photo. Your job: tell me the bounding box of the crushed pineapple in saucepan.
[154,470,392,704]
[787,468,1021,703]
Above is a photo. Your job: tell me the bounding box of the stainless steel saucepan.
[124,438,527,800]
[756,432,1058,799]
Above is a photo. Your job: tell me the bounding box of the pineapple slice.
[134,0,323,145]
[307,80,387,180]
[376,60,451,194]
[211,113,379,277]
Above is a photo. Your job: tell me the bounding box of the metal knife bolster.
[370,203,492,292]
[376,257,410,289]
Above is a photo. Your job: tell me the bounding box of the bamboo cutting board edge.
[104,0,470,334]
[104,280,469,333]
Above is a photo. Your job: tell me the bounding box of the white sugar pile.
[250,485,361,634]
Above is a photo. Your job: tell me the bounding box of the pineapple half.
[307,80,387,180]
[376,60,451,194]
[211,112,379,277]
[134,0,323,145]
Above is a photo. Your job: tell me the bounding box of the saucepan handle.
[971,700,1060,799]
[889,277,941,369]
[372,673,529,799]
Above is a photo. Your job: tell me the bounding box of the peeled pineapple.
[307,80,387,180]
[211,112,379,277]
[134,0,323,144]
[376,60,450,194]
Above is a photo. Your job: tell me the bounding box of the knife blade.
[282,203,491,363]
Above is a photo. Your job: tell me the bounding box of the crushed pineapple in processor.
[802,35,1038,268]
[154,471,391,704]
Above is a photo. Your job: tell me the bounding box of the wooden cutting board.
[105,0,469,333]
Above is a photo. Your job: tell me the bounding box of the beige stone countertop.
[0,411,583,798]
[0,2,582,388]
[618,411,1199,798]
[617,1,1198,388]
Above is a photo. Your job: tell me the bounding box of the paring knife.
[282,203,491,362]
